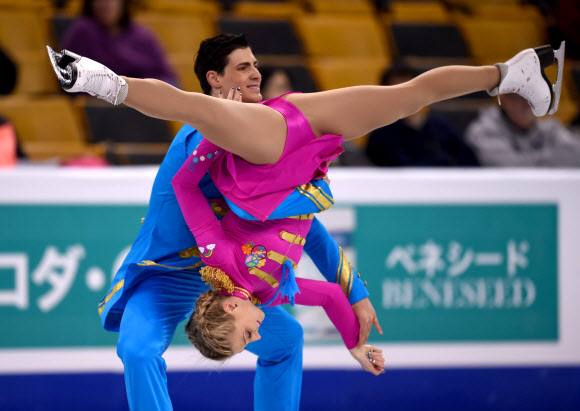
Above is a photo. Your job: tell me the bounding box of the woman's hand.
[349,344,385,376]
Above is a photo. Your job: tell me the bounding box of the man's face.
[216,48,262,103]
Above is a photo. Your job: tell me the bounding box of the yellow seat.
[0,8,58,94]
[445,0,521,8]
[232,1,304,19]
[308,57,386,90]
[389,1,451,23]
[168,53,202,93]
[456,17,547,62]
[304,0,374,15]
[0,0,50,10]
[0,96,104,161]
[294,15,388,65]
[469,4,544,22]
[135,12,217,56]
[139,0,222,18]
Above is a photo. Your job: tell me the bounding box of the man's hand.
[349,344,385,376]
[219,86,243,102]
[352,297,383,347]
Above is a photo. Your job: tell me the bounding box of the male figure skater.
[98,33,380,411]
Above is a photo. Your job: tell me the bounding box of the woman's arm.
[171,139,227,251]
[271,278,359,348]
[270,278,385,375]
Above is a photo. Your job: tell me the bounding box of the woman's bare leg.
[122,77,287,164]
[284,66,500,140]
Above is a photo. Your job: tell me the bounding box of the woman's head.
[186,291,265,360]
[82,0,131,29]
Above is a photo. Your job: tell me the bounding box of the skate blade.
[548,41,565,115]
[46,45,79,90]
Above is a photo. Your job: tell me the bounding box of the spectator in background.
[0,46,16,95]
[61,0,177,86]
[365,63,479,167]
[0,45,26,163]
[466,93,580,167]
[259,66,293,100]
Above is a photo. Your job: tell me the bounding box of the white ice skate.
[488,41,565,117]
[46,45,128,105]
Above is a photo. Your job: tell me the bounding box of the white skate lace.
[77,62,128,105]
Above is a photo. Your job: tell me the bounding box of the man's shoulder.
[170,124,205,156]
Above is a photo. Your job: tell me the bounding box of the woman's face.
[92,0,124,28]
[225,297,265,354]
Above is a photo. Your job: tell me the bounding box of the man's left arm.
[304,217,383,346]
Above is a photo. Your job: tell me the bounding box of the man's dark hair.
[194,33,250,95]
[380,61,420,86]
[82,0,132,28]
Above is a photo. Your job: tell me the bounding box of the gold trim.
[280,230,306,246]
[141,217,145,224]
[251,295,261,305]
[248,268,279,287]
[266,251,296,266]
[210,202,229,216]
[137,260,203,270]
[287,213,315,220]
[98,279,125,315]
[336,247,354,298]
[201,266,235,293]
[296,183,334,211]
[235,287,251,299]
[179,246,201,258]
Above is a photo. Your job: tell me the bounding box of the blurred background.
[0,0,579,410]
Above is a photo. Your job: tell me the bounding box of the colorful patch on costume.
[252,245,266,258]
[242,241,255,255]
[245,254,261,268]
[199,244,216,258]
[242,241,268,268]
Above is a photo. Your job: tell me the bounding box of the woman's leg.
[122,77,287,165]
[284,65,500,141]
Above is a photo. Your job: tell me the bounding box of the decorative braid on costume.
[201,266,235,294]
[251,295,261,305]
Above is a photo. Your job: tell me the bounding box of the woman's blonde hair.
[185,290,235,361]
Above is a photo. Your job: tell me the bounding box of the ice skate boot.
[46,45,128,105]
[488,41,565,116]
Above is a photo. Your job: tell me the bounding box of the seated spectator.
[61,0,177,86]
[365,63,479,167]
[466,93,580,167]
[259,67,293,100]
[0,117,18,166]
[0,45,16,95]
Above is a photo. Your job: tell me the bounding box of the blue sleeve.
[175,124,221,199]
[303,217,368,304]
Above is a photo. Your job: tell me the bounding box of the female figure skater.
[45,39,564,376]
[170,133,385,374]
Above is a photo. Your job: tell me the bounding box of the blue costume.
[98,124,369,411]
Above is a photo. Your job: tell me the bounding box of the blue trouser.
[117,270,303,411]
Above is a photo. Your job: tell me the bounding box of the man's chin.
[244,93,263,103]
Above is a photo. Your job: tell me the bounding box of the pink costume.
[172,96,359,349]
[210,93,344,221]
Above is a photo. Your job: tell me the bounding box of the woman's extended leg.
[284,65,501,141]
[46,46,287,165]
[121,77,287,165]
